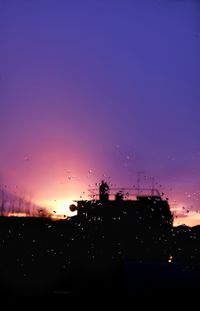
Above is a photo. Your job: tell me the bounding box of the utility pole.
[0,186,5,216]
[151,177,155,196]
[137,171,144,196]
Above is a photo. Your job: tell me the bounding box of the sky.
[0,0,200,225]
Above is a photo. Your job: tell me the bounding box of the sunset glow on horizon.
[0,1,199,227]
[37,198,77,219]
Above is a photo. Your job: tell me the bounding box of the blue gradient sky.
[0,0,200,225]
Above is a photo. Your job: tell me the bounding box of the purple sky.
[0,1,200,224]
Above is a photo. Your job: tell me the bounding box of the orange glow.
[36,198,77,220]
[7,212,28,217]
[173,211,200,227]
[171,202,200,227]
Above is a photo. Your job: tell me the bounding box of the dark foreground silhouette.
[0,182,199,301]
[0,216,200,300]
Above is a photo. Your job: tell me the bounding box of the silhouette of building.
[70,180,173,229]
